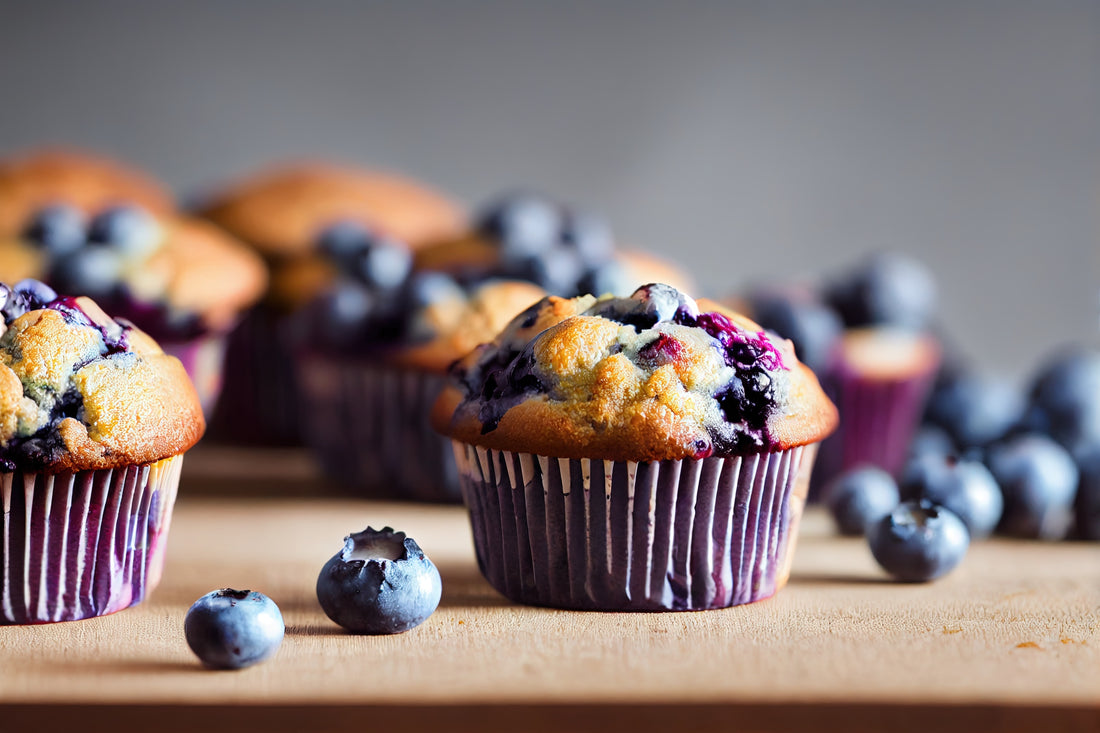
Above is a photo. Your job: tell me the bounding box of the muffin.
[0,149,268,414]
[413,191,695,298]
[432,284,837,611]
[197,162,465,444]
[293,227,545,501]
[0,279,204,623]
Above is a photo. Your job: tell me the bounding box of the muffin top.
[433,284,838,462]
[0,148,173,237]
[0,279,205,473]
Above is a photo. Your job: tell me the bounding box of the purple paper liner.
[0,455,184,624]
[160,333,229,418]
[451,442,818,611]
[296,355,459,502]
[208,305,301,445]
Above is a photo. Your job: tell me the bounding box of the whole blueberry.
[354,238,412,291]
[401,271,466,311]
[868,500,970,582]
[87,205,160,257]
[908,424,955,460]
[316,526,442,634]
[1027,348,1100,457]
[21,204,86,256]
[183,588,284,670]
[987,434,1079,540]
[1074,446,1100,540]
[560,210,615,266]
[590,283,698,329]
[925,374,1025,449]
[900,453,1003,539]
[314,280,375,347]
[823,465,901,536]
[508,247,585,296]
[12,278,58,308]
[750,292,842,375]
[577,259,634,297]
[476,192,561,260]
[49,248,124,298]
[825,251,937,331]
[317,220,375,269]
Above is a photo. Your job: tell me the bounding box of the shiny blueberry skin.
[317,220,375,267]
[750,293,842,375]
[316,527,442,634]
[590,283,698,329]
[868,500,970,582]
[49,248,124,298]
[1074,446,1100,540]
[21,204,86,256]
[86,205,160,257]
[184,589,285,670]
[925,374,1025,449]
[1026,348,1100,457]
[825,251,937,331]
[987,434,1079,540]
[900,453,1003,539]
[477,192,562,261]
[354,238,413,291]
[824,465,901,536]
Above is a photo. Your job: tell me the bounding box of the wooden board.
[0,446,1097,733]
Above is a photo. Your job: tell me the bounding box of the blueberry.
[1074,445,1100,540]
[824,465,901,536]
[183,588,284,670]
[316,526,442,635]
[13,278,57,308]
[868,500,970,582]
[1027,348,1100,457]
[476,192,561,260]
[21,204,86,256]
[589,283,697,329]
[750,293,842,375]
[401,271,466,310]
[908,424,955,459]
[825,251,937,330]
[560,210,615,266]
[49,248,124,298]
[354,238,412,291]
[313,280,375,347]
[317,220,375,269]
[986,434,1078,540]
[577,259,634,297]
[87,205,161,257]
[900,453,1003,539]
[507,247,585,296]
[925,374,1025,449]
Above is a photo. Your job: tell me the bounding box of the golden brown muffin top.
[432,284,838,462]
[0,148,173,236]
[0,281,204,472]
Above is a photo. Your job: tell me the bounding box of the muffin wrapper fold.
[161,333,229,417]
[0,455,184,624]
[297,356,459,502]
[452,442,817,611]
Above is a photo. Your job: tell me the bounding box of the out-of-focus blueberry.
[868,499,970,582]
[823,465,900,536]
[49,248,123,298]
[1027,348,1100,457]
[751,293,842,375]
[184,588,284,670]
[1074,445,1100,540]
[316,526,442,634]
[925,374,1025,449]
[909,424,955,459]
[476,192,562,261]
[900,453,1003,539]
[87,205,161,257]
[354,238,413,291]
[315,281,375,346]
[560,210,615,266]
[825,251,937,331]
[508,247,585,296]
[401,271,466,310]
[578,259,635,297]
[317,220,375,269]
[987,434,1078,540]
[21,204,86,256]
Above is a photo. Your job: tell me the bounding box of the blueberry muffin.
[413,192,695,298]
[0,279,204,623]
[197,162,465,444]
[432,284,837,610]
[294,225,545,501]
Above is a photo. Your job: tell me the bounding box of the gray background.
[1,0,1097,379]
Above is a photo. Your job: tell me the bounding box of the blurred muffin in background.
[292,222,545,501]
[0,148,267,415]
[414,191,695,298]
[196,162,465,444]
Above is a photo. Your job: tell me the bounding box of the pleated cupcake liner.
[208,305,302,445]
[452,442,818,611]
[1,454,184,624]
[160,333,229,418]
[296,355,459,502]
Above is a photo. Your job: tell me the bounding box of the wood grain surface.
[0,446,1097,733]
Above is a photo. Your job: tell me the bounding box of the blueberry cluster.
[310,220,466,350]
[474,192,633,297]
